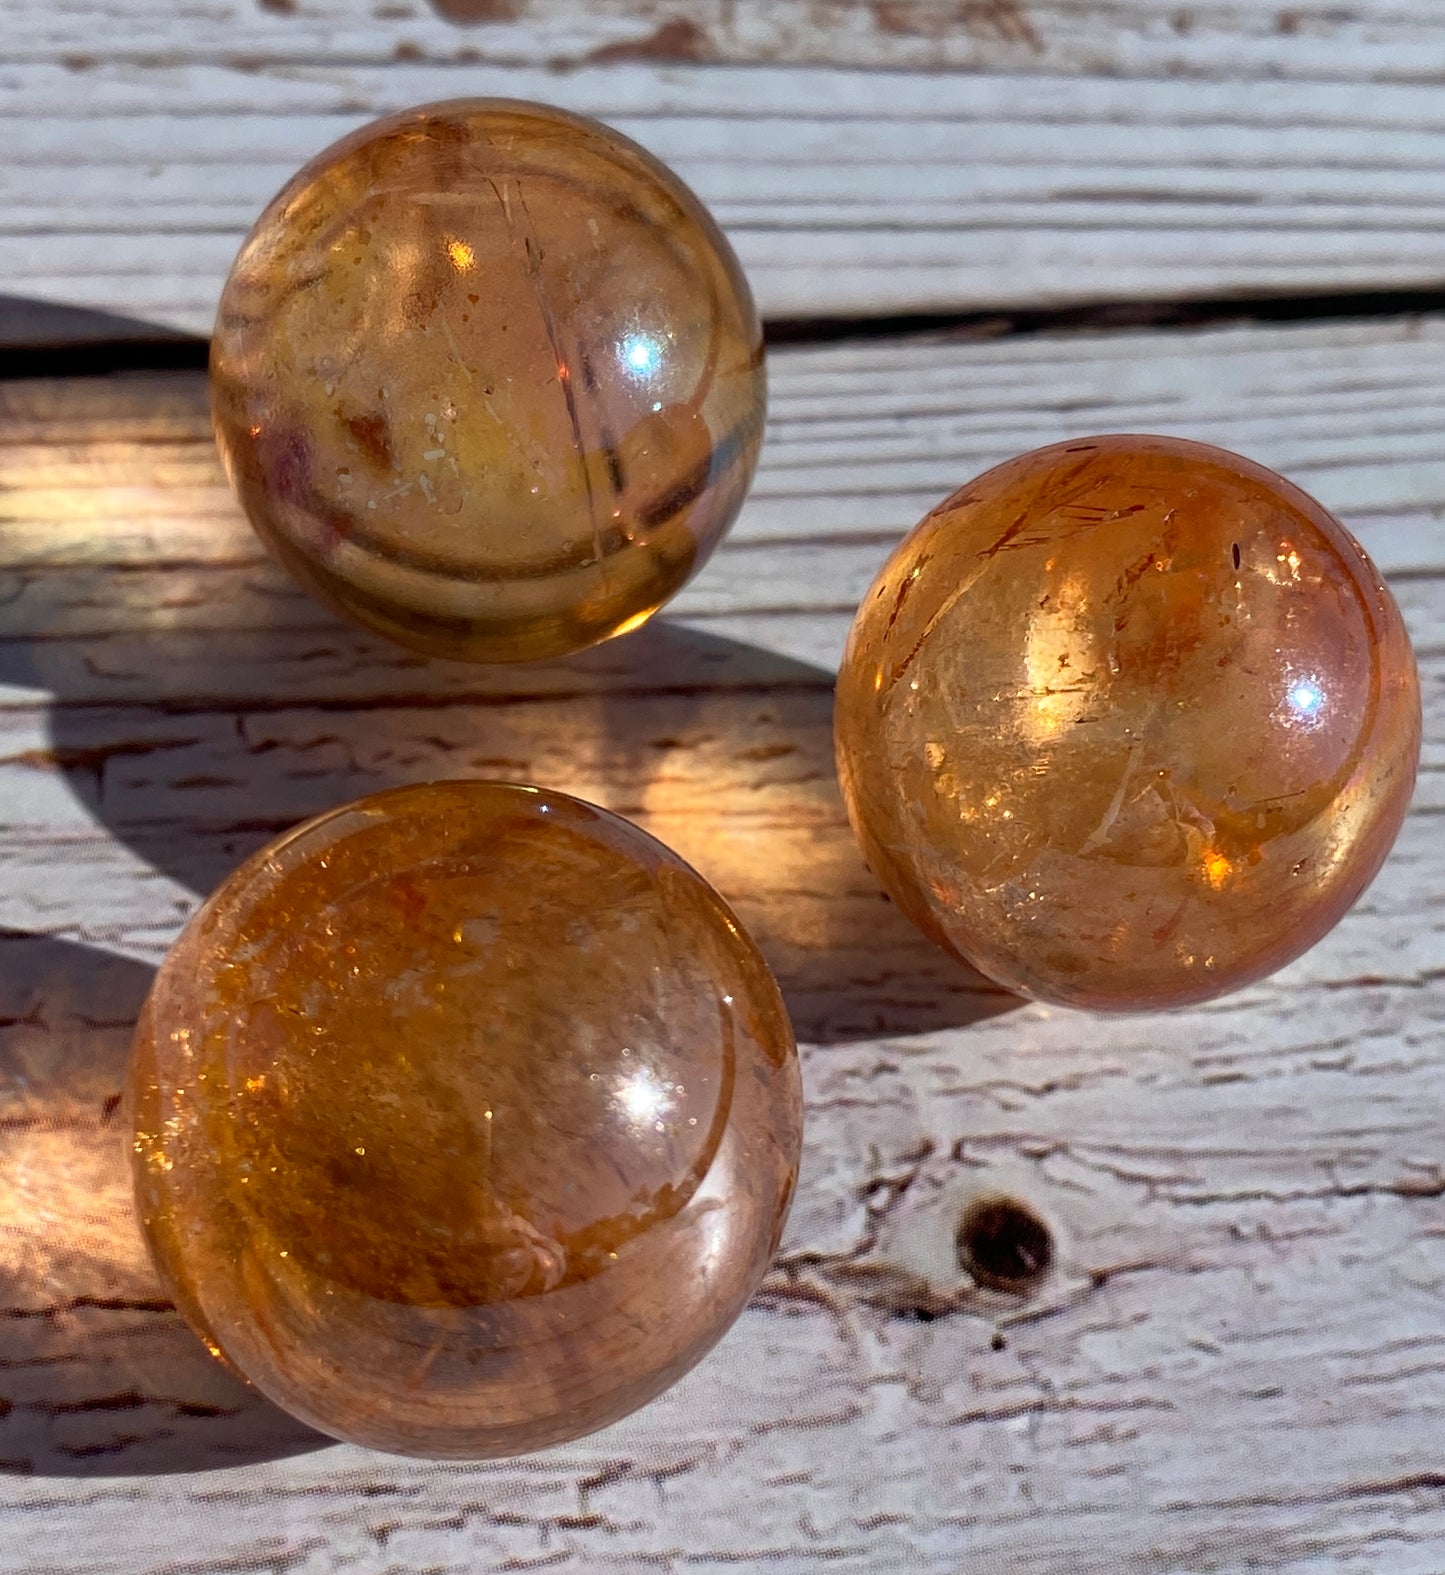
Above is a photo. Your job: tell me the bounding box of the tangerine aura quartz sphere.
[835,436,1421,1012]
[129,782,801,1458]
[210,100,765,663]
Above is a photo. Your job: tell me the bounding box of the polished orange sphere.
[835,436,1421,1011]
[129,782,800,1458]
[211,100,764,662]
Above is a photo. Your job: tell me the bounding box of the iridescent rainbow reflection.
[1285,674,1327,726]
[835,433,1422,1010]
[621,332,664,377]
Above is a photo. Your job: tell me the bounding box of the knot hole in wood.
[955,1194,1053,1293]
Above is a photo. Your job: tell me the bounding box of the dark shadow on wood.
[0,930,329,1476]
[0,362,1018,1478]
[588,624,1019,1042]
[0,296,206,380]
[0,573,1016,1043]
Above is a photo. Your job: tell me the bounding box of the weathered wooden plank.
[13,2,1445,333]
[4,316,1445,664]
[10,0,1445,80]
[1,316,1443,1570]
[2,812,1443,1571]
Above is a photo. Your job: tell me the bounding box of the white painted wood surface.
[1,318,1442,1572]
[5,0,1445,1567]
[12,0,1445,331]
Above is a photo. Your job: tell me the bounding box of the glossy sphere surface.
[130,782,800,1458]
[211,100,765,662]
[835,435,1421,1011]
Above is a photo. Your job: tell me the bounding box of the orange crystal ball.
[834,435,1421,1011]
[129,781,801,1458]
[210,100,765,662]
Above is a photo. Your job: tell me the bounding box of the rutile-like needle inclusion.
[211,100,765,662]
[835,435,1421,1010]
[130,781,801,1458]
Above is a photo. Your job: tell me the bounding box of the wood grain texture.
[1,316,1442,1572]
[13,0,1445,333]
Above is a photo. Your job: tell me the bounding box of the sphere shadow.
[0,558,1016,1044]
[0,293,205,371]
[0,930,327,1476]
